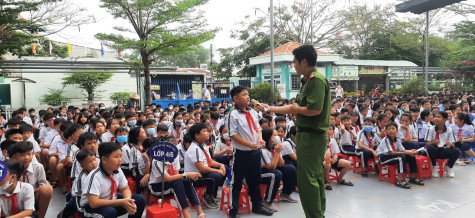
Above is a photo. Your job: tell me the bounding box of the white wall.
[12,72,138,109]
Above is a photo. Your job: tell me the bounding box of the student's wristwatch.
[182,173,187,180]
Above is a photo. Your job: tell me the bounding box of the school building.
[249,42,420,98]
[249,42,340,99]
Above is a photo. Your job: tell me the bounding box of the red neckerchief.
[225,142,231,160]
[270,148,275,156]
[348,128,355,142]
[4,182,21,214]
[196,141,212,166]
[110,136,116,142]
[389,138,397,152]
[365,133,373,149]
[167,163,175,176]
[106,175,118,200]
[22,172,29,183]
[458,128,462,139]
[238,109,258,136]
[176,129,181,139]
[31,116,35,125]
[355,125,359,133]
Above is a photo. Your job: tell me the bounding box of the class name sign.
[148,141,178,162]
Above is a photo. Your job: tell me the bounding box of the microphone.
[251,99,270,114]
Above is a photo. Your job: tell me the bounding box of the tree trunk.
[142,52,152,105]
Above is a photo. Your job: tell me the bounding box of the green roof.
[334,59,418,67]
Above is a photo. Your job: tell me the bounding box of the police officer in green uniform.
[260,45,331,218]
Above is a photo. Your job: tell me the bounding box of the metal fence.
[151,82,234,100]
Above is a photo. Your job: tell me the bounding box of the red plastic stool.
[413,155,432,180]
[260,184,280,203]
[148,195,182,217]
[436,159,448,177]
[352,157,376,174]
[378,164,405,184]
[328,168,339,181]
[126,177,136,193]
[146,203,178,218]
[220,187,251,216]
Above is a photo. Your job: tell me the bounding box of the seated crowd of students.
[0,91,474,217]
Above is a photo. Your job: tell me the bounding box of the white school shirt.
[0,182,35,217]
[450,124,474,139]
[27,136,41,153]
[68,144,80,161]
[356,130,381,149]
[227,108,261,151]
[129,145,146,176]
[425,125,456,144]
[71,156,100,179]
[176,143,186,165]
[80,166,128,207]
[397,125,418,140]
[328,138,341,154]
[20,162,48,189]
[281,139,296,156]
[214,140,231,154]
[261,148,275,167]
[417,121,432,140]
[49,136,69,162]
[23,116,33,126]
[335,127,357,146]
[184,141,211,173]
[101,131,114,143]
[44,129,59,145]
[148,158,180,185]
[121,144,132,171]
[72,170,90,198]
[377,137,405,155]
[38,125,51,141]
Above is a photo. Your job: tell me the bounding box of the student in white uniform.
[19,123,41,162]
[0,160,35,218]
[281,126,297,167]
[176,134,193,171]
[80,142,145,218]
[417,110,433,144]
[336,115,358,156]
[356,118,381,177]
[60,149,98,217]
[451,113,475,162]
[127,127,149,194]
[9,141,52,218]
[48,121,72,192]
[425,111,461,178]
[378,123,423,189]
[70,133,99,181]
[185,123,226,209]
[102,118,120,143]
[148,137,206,218]
[213,125,233,166]
[323,124,353,190]
[398,113,420,150]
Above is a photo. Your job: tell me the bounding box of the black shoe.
[252,205,274,216]
[203,195,218,209]
[362,172,368,177]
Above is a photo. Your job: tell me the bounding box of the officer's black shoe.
[252,205,274,216]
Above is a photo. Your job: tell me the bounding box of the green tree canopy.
[96,0,215,105]
[62,72,113,102]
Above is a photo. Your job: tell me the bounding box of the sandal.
[395,181,411,189]
[197,213,206,218]
[324,182,332,190]
[408,178,424,186]
[338,179,354,186]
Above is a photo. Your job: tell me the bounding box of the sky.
[45,0,475,61]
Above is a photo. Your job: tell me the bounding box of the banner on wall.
[192,83,202,99]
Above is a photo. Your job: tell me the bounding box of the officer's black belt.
[296,127,325,134]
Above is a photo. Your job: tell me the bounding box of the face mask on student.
[169,107,173,110]
[363,126,373,132]
[100,107,106,110]
[147,128,156,135]
[154,113,160,117]
[129,121,137,126]
[30,113,35,117]
[161,120,170,126]
[222,133,229,140]
[176,119,183,125]
[117,135,128,143]
[272,136,281,145]
[0,176,12,191]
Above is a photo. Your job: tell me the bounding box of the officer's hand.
[290,103,300,112]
